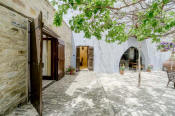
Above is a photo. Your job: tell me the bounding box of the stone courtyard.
[8,71,175,116]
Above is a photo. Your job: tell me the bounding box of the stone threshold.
[42,80,56,91]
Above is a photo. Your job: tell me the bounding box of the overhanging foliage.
[51,0,175,44]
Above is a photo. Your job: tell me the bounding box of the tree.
[51,0,175,87]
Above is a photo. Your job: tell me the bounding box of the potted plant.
[160,49,168,52]
[147,64,153,72]
[120,64,125,75]
[66,66,75,75]
[158,42,172,52]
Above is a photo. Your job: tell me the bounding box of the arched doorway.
[119,47,145,71]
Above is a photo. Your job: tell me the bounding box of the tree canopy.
[51,0,175,44]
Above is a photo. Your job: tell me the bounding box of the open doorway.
[41,36,58,91]
[80,46,88,70]
[42,35,65,84]
[76,46,94,71]
[42,38,52,80]
[119,47,145,71]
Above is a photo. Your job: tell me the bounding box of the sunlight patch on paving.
[65,71,98,96]
[8,71,175,116]
[99,71,175,116]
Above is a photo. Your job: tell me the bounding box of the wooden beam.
[43,25,60,39]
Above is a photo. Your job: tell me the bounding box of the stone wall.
[0,0,73,68]
[0,6,28,114]
[0,0,73,114]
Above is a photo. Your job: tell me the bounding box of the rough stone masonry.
[0,0,73,114]
[0,5,28,115]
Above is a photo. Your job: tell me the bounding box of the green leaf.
[52,0,174,45]
[53,12,63,26]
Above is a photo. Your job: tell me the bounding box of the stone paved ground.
[6,103,38,116]
[42,72,112,116]
[98,71,175,116]
[7,71,175,116]
[42,80,54,88]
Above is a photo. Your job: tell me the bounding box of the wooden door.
[88,47,94,71]
[30,12,43,115]
[52,39,58,80]
[58,44,65,79]
[80,47,88,70]
[76,47,80,71]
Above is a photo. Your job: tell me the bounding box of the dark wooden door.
[53,39,59,80]
[88,47,94,71]
[76,47,80,71]
[58,44,65,79]
[30,12,43,116]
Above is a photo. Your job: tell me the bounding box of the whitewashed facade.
[71,32,171,73]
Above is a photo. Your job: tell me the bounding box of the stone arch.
[116,39,149,72]
[119,46,145,71]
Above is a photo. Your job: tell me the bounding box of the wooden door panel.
[51,39,57,80]
[30,12,43,116]
[88,47,94,71]
[58,44,65,79]
[76,47,80,71]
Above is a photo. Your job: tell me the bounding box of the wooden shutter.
[58,44,65,79]
[88,47,94,71]
[76,47,80,71]
[30,12,43,116]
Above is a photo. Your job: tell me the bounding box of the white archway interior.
[119,47,145,71]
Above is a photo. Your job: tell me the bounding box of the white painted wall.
[63,9,172,73]
[71,32,171,73]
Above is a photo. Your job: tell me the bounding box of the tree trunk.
[138,42,141,87]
